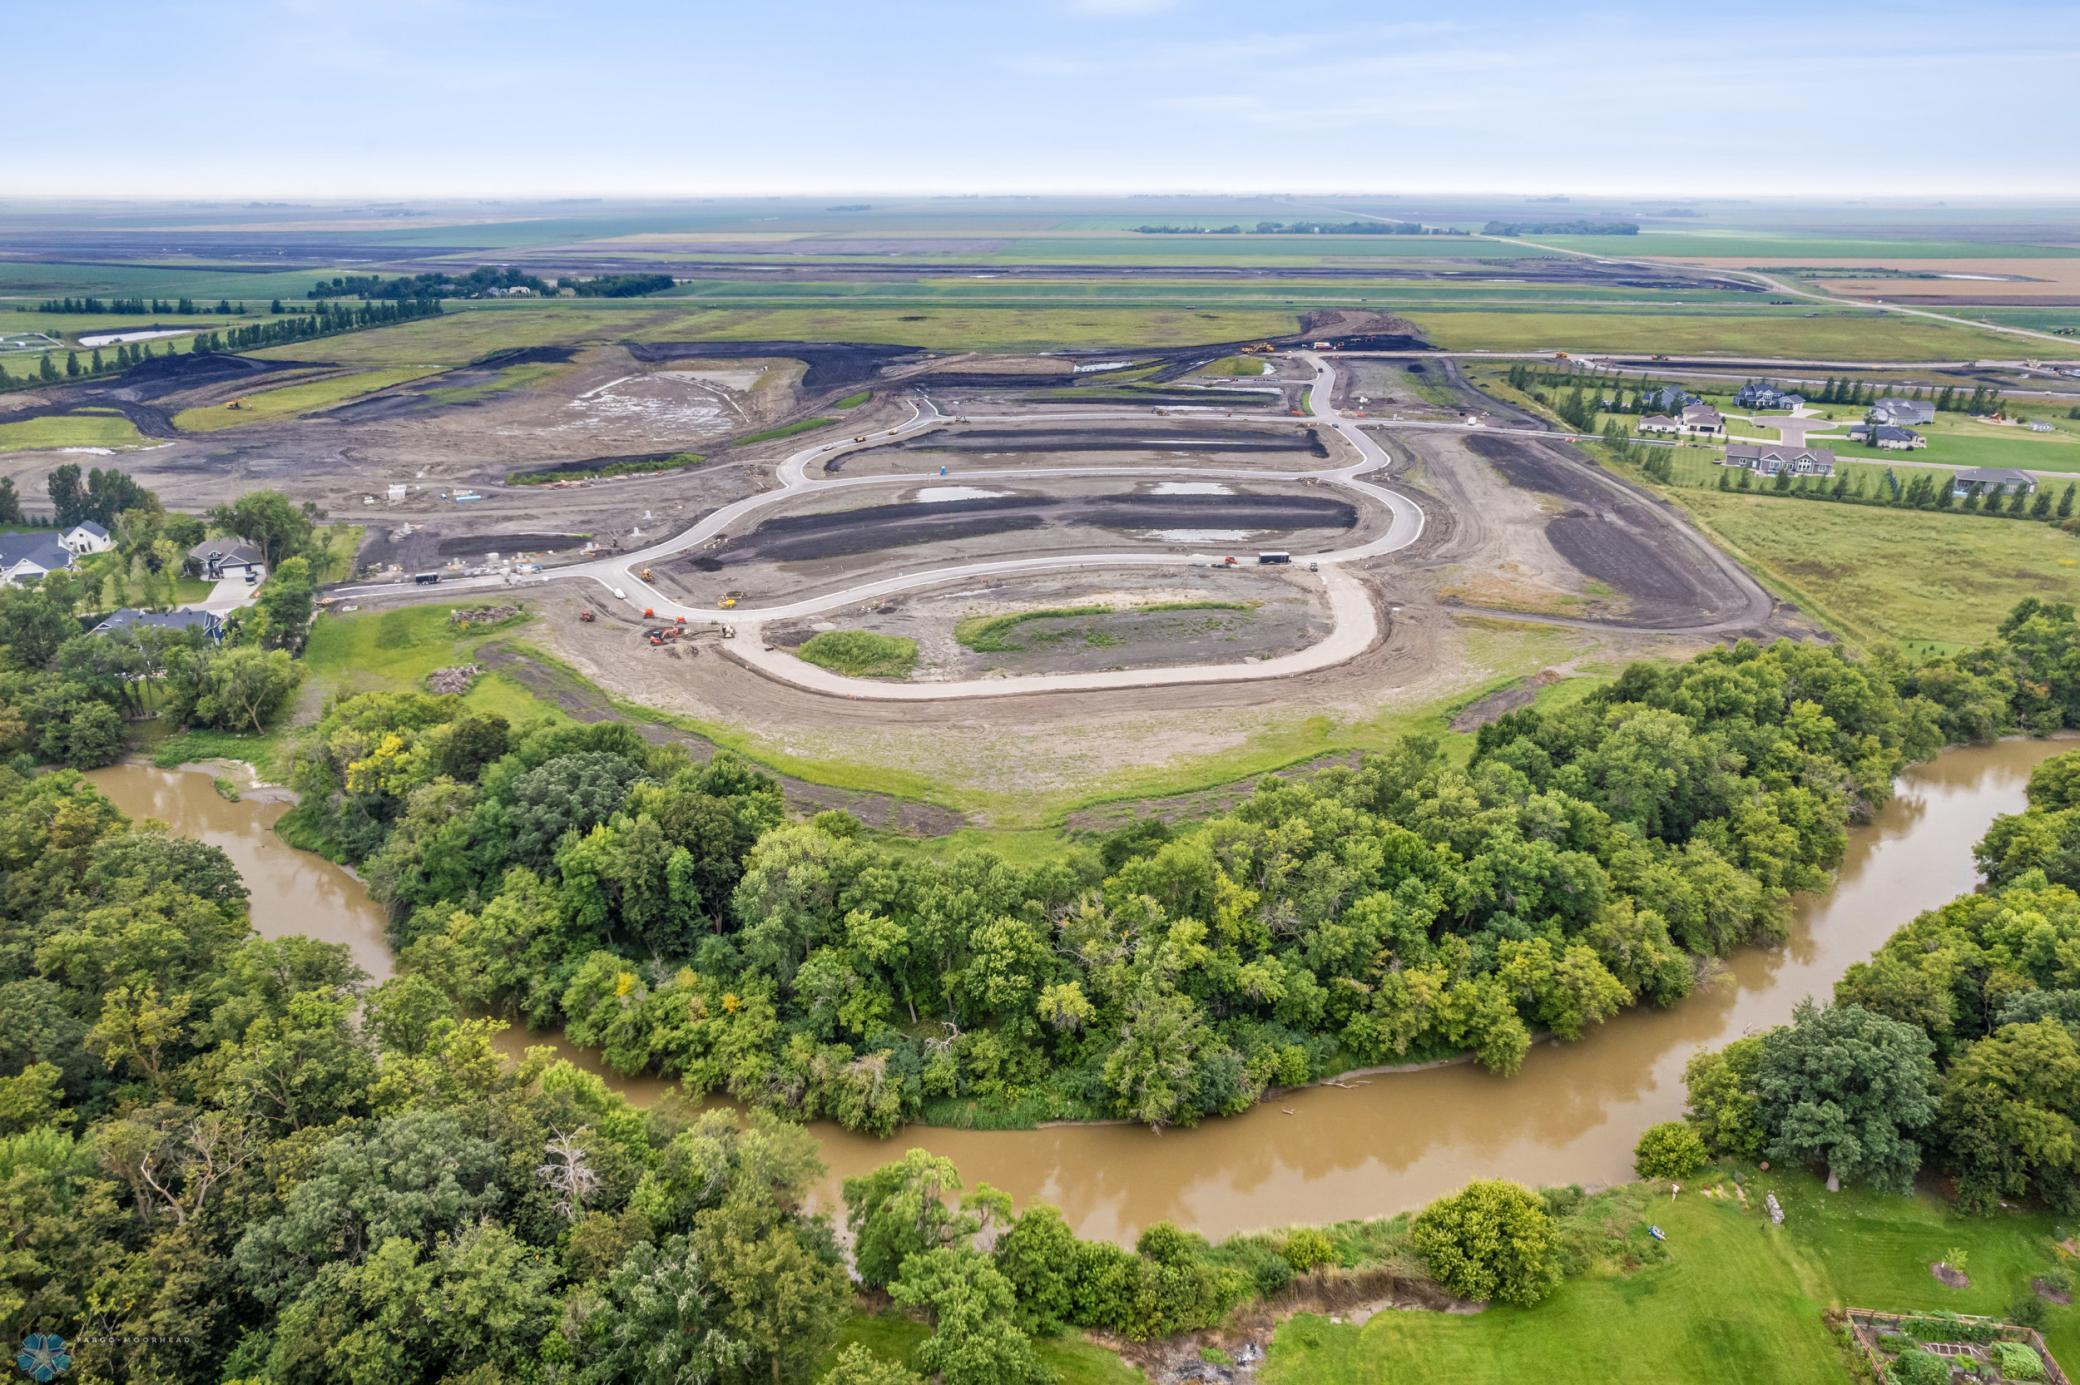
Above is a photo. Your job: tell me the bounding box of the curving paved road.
[335,354,1433,700]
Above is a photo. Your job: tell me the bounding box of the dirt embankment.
[473,638,963,835]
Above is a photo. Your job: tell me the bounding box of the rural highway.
[335,353,1430,699]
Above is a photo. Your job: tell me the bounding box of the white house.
[0,533,75,586]
[60,520,113,556]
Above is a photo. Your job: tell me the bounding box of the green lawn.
[1673,487,2080,647]
[0,410,147,452]
[173,367,439,431]
[1264,1170,2078,1385]
[795,629,918,678]
[827,1311,1143,1384]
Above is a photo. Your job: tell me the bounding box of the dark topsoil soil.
[686,492,1358,566]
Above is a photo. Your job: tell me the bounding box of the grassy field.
[172,367,439,431]
[635,304,1303,350]
[1407,307,2080,360]
[827,1312,1142,1384]
[1197,354,1276,377]
[250,305,628,367]
[1263,1168,2079,1385]
[1673,487,2080,648]
[0,409,148,452]
[795,630,918,678]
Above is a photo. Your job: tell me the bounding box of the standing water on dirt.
[85,740,2065,1244]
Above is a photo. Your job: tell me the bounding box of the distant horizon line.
[6,189,2080,207]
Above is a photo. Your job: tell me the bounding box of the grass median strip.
[957,600,1255,653]
[796,630,918,678]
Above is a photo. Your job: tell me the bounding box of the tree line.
[263,611,2079,1140]
[0,740,1620,1381]
[308,269,674,300]
[0,299,442,393]
[1707,460,2074,526]
[1673,601,2080,1230]
[38,296,251,315]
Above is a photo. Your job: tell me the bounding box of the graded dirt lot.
[648,476,1367,607]
[828,423,1332,477]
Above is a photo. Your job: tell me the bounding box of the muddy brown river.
[85,738,2065,1243]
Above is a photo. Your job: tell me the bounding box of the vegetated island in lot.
[249,599,2080,1136]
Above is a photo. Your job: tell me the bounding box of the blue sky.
[17,0,2080,197]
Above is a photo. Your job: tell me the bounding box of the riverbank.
[85,734,2067,1246]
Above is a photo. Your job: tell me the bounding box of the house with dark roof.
[0,532,74,586]
[1847,423,1926,450]
[61,521,113,556]
[90,608,225,641]
[1643,385,1699,413]
[1735,384,1805,411]
[1952,467,2037,498]
[1722,443,1836,477]
[187,538,265,580]
[1868,398,1936,427]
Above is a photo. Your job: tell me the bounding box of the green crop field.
[1263,1169,2079,1385]
[0,410,147,452]
[172,366,439,431]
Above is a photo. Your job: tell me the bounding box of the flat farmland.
[1408,306,2080,358]
[1535,232,2080,259]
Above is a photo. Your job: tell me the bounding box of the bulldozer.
[719,595,738,609]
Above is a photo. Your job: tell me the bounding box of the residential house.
[1723,443,1837,477]
[1847,423,1926,450]
[90,607,225,641]
[1868,398,1936,427]
[1680,402,1724,436]
[187,538,265,581]
[1952,467,2037,498]
[1735,384,1805,411]
[0,532,73,586]
[1643,385,1699,412]
[1638,414,1682,434]
[60,520,113,556]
